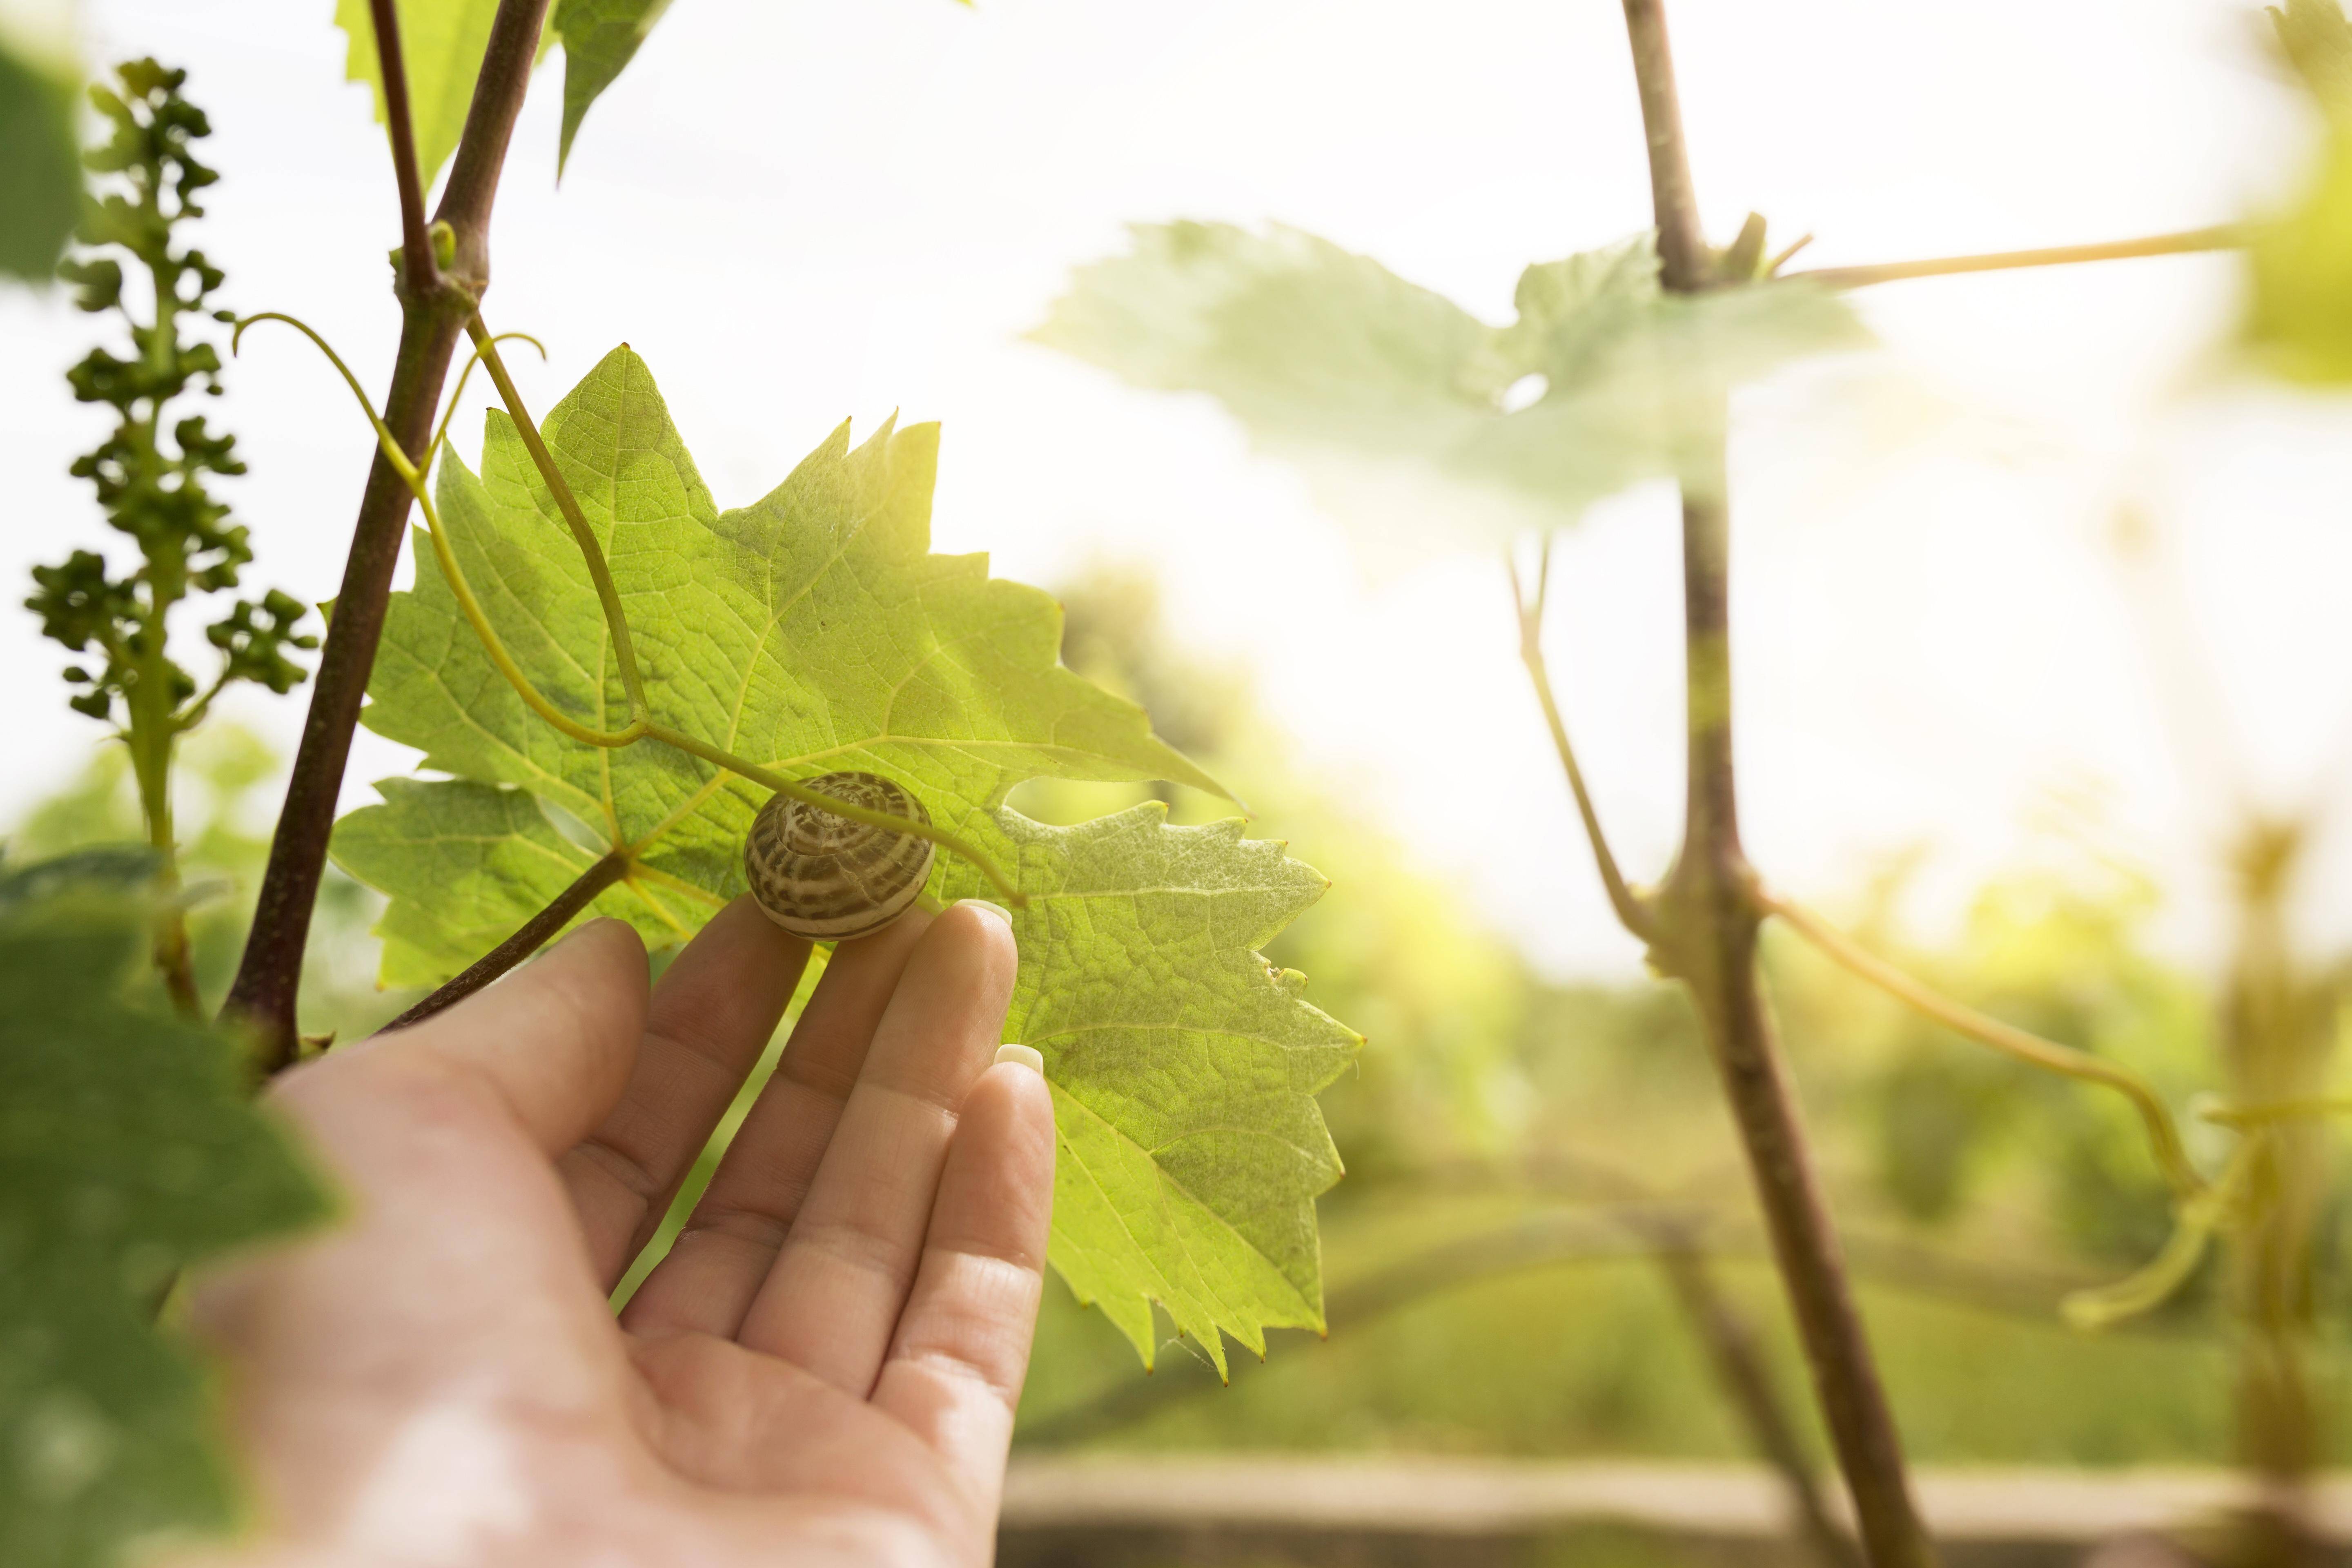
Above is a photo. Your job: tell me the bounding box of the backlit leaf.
[551,0,671,173]
[333,347,1356,1365]
[1031,221,1869,553]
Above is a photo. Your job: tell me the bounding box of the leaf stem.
[382,849,633,1031]
[461,316,650,719]
[1785,225,2245,290]
[367,0,440,304]
[430,329,548,461]
[1508,543,1657,943]
[1762,891,2203,1199]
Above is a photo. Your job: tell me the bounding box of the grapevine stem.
[383,850,633,1031]
[245,307,1025,907]
[1508,543,1657,943]
[1786,225,2244,290]
[1615,2,1934,1563]
[1762,892,2203,1200]
[226,0,552,1074]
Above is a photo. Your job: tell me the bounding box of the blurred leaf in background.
[2245,0,2352,380]
[0,0,80,281]
[1031,223,1867,559]
[0,861,326,1568]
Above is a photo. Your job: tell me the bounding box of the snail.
[743,770,937,941]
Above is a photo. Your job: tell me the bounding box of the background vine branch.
[1613,3,1935,1562]
[1760,891,2202,1198]
[1787,225,2245,290]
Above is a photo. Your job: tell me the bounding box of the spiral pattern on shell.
[743,771,936,941]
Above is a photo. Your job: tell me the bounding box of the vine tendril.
[236,310,1027,906]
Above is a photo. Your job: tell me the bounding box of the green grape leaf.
[938,806,1359,1375]
[332,346,1355,1363]
[551,0,671,173]
[0,869,327,1568]
[334,0,552,188]
[1030,221,1869,551]
[330,776,668,989]
[0,18,79,281]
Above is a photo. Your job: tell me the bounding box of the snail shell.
[743,771,936,941]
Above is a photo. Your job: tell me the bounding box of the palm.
[184,900,1049,1568]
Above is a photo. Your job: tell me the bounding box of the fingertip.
[934,897,1019,994]
[992,1042,1044,1075]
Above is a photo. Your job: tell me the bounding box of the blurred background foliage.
[13,557,2350,1471]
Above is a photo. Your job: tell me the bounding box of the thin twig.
[1786,225,2245,290]
[2063,1135,2261,1331]
[1762,891,2202,1200]
[368,0,439,303]
[430,329,547,461]
[1508,545,1656,942]
[1651,1238,1858,1568]
[383,851,632,1031]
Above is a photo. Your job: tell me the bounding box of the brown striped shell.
[743,771,935,941]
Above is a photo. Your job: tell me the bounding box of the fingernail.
[994,1042,1045,1075]
[958,898,1014,930]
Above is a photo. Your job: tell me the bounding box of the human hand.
[179,898,1050,1567]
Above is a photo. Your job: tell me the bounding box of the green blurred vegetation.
[9,567,2349,1472]
[3,723,420,1041]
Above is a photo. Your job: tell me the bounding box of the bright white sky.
[4,0,2350,979]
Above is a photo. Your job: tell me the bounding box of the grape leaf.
[0,17,78,281]
[551,0,672,173]
[334,0,552,187]
[1029,221,1869,551]
[937,806,1358,1374]
[332,347,1358,1363]
[330,776,662,988]
[0,866,327,1568]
